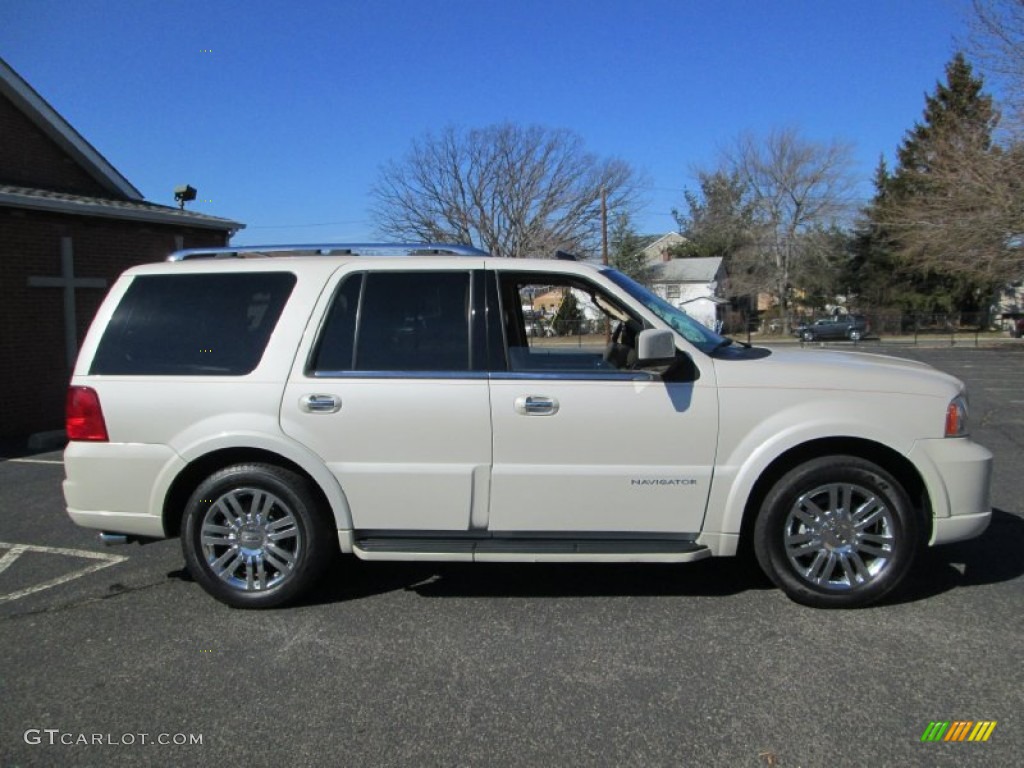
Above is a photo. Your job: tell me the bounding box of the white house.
[640,234,728,331]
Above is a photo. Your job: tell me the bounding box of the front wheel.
[754,456,920,608]
[848,329,863,341]
[182,463,333,608]
[801,330,815,342]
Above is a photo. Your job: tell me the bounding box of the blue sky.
[2,0,978,245]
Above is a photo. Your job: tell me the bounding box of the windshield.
[601,268,729,355]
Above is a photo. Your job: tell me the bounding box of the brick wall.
[0,207,229,438]
[0,92,115,197]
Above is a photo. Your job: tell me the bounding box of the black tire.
[801,330,815,342]
[753,456,919,608]
[181,463,333,608]
[848,329,863,341]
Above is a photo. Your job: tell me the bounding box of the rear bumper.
[63,441,182,538]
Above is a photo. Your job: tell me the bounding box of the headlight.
[945,395,969,437]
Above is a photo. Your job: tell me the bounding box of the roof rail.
[166,242,490,262]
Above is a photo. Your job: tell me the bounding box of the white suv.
[63,243,992,609]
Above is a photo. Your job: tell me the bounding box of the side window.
[310,273,363,372]
[91,272,296,375]
[497,274,644,374]
[311,271,471,374]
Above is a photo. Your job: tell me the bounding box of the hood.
[713,347,964,399]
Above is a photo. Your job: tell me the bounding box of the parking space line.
[0,541,128,603]
[0,545,26,576]
[6,458,63,465]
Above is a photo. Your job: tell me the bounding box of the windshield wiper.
[712,336,751,353]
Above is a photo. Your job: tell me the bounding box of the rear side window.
[311,271,471,373]
[91,272,296,375]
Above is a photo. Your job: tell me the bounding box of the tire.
[801,330,815,342]
[849,329,863,341]
[753,456,919,608]
[182,463,333,608]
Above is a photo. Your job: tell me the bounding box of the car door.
[280,265,492,531]
[485,268,719,535]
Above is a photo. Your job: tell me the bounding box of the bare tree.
[969,0,1024,128]
[370,123,642,258]
[880,125,1024,290]
[712,128,857,327]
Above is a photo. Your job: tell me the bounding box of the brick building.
[0,57,244,439]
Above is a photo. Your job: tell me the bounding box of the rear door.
[280,264,492,531]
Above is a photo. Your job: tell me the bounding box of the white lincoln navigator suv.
[63,243,992,609]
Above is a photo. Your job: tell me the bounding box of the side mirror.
[636,328,676,373]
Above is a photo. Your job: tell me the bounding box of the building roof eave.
[0,187,245,232]
[0,56,143,201]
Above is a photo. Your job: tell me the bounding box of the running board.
[352,536,711,564]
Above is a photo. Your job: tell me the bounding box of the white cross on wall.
[27,237,108,371]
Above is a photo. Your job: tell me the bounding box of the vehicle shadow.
[887,507,1024,605]
[299,508,1023,608]
[300,551,776,607]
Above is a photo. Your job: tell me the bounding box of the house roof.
[648,256,724,284]
[641,232,686,258]
[0,185,244,232]
[0,57,142,201]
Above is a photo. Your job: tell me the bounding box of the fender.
[706,391,940,538]
[155,425,354,531]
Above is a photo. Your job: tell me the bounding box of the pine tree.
[890,53,997,199]
[859,53,1015,313]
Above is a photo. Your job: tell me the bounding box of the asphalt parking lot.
[1,347,1022,768]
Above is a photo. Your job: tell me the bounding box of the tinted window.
[91,272,296,375]
[311,271,471,373]
[310,274,363,372]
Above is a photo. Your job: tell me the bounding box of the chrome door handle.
[514,395,559,416]
[300,394,342,413]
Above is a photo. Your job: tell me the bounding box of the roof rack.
[166,242,490,262]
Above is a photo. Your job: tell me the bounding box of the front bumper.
[907,437,993,546]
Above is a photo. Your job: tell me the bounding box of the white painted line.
[0,545,26,576]
[6,458,63,465]
[0,541,128,604]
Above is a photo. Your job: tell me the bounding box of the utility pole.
[601,186,608,266]
[601,186,610,344]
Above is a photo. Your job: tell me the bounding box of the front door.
[486,268,718,535]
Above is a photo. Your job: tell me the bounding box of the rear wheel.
[754,456,919,608]
[182,463,332,608]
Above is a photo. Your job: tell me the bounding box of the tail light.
[66,386,109,442]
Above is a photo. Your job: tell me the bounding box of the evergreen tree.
[671,170,754,260]
[861,53,1017,312]
[852,156,903,307]
[607,213,650,282]
[551,290,583,336]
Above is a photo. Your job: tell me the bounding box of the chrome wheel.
[200,487,301,592]
[783,482,895,591]
[754,456,918,608]
[182,463,332,608]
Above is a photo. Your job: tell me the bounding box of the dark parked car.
[794,315,869,342]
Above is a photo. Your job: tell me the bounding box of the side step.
[353,536,711,564]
